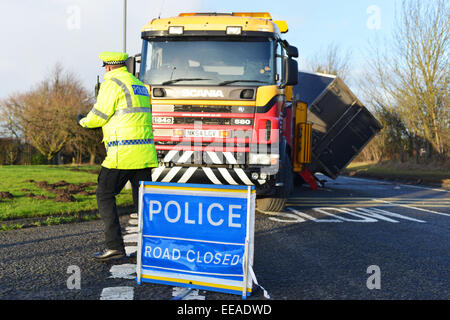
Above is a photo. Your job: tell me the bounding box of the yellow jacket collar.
[104,66,128,80]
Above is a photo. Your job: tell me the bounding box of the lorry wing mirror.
[125,54,142,78]
[125,56,136,76]
[282,58,298,88]
[286,45,298,58]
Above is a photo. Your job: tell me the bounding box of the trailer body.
[293,72,382,179]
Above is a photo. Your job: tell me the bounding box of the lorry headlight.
[249,154,279,165]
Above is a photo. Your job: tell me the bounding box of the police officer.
[78,51,157,261]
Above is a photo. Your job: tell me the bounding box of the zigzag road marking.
[100,286,134,300]
[100,213,138,300]
[268,206,427,224]
[172,287,206,300]
[286,197,450,210]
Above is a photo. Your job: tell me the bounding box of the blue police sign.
[136,182,255,298]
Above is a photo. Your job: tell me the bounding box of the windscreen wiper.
[218,80,271,86]
[162,78,211,85]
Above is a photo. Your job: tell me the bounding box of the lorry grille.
[173,105,254,113]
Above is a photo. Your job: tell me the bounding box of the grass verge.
[343,160,450,189]
[0,165,134,230]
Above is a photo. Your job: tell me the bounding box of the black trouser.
[96,166,152,251]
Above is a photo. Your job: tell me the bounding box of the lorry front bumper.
[150,165,276,194]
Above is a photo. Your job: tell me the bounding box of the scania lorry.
[124,12,382,212]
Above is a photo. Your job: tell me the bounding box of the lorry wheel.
[256,157,293,214]
[256,197,287,213]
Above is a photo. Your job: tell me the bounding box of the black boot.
[93,248,125,261]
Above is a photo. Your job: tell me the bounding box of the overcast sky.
[0,0,400,99]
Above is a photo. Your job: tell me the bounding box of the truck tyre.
[256,157,293,213]
[256,197,287,213]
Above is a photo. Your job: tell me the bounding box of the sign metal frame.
[136,181,255,298]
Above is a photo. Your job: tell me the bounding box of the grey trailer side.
[292,71,382,179]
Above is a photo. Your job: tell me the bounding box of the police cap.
[99,51,129,67]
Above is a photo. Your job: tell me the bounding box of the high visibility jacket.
[79,66,157,169]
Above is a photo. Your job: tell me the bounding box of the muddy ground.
[0,180,97,202]
[21,180,97,202]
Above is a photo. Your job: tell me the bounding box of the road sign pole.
[242,186,252,299]
[136,181,143,285]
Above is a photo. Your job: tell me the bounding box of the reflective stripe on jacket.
[79,66,157,169]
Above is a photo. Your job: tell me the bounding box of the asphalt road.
[0,175,449,300]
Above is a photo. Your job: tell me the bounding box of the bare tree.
[364,0,449,160]
[1,64,96,162]
[0,138,20,164]
[307,42,352,81]
[66,125,104,165]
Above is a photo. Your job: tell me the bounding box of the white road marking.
[373,198,450,217]
[287,197,450,207]
[100,286,134,300]
[356,207,426,223]
[109,264,136,280]
[100,218,139,300]
[287,207,342,223]
[128,219,138,225]
[125,226,138,234]
[125,246,137,256]
[172,287,205,300]
[269,206,428,224]
[267,211,306,223]
[123,233,138,243]
[313,207,379,223]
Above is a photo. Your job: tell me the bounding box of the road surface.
[0,175,448,300]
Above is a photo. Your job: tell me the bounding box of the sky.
[0,0,400,100]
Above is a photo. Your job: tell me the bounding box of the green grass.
[0,165,134,227]
[344,161,450,188]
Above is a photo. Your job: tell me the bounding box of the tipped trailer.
[293,72,382,181]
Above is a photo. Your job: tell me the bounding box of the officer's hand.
[77,114,85,124]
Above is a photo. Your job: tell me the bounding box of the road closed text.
[143,245,242,266]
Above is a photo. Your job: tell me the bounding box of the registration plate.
[185,129,220,138]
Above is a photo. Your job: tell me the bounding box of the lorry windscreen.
[140,37,275,86]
